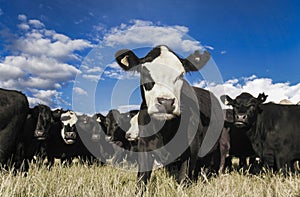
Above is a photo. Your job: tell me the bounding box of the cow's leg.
[225,156,233,172]
[219,127,230,174]
[239,157,247,171]
[178,153,190,185]
[13,142,28,175]
[249,156,261,174]
[136,138,154,194]
[137,152,154,194]
[275,156,291,174]
[47,156,54,170]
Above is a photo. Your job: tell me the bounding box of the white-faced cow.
[115,45,223,189]
[46,110,99,167]
[221,92,300,172]
[0,88,29,172]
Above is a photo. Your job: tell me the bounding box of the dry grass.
[0,162,299,197]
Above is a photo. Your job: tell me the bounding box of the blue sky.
[0,0,300,113]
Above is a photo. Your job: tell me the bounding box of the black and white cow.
[221,92,300,172]
[105,109,139,164]
[0,88,29,172]
[115,45,223,189]
[46,110,98,167]
[23,104,53,163]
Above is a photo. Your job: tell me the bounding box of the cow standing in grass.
[23,104,53,164]
[115,45,223,190]
[0,88,29,172]
[221,92,300,172]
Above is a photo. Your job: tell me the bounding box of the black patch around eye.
[61,116,71,121]
[141,67,155,91]
[143,82,155,91]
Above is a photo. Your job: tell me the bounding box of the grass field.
[0,161,299,197]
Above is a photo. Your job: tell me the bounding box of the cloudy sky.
[0,0,299,113]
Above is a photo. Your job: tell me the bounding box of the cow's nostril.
[157,97,175,113]
[125,132,131,139]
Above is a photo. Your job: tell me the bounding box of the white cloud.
[18,23,30,30]
[18,14,27,21]
[28,19,44,28]
[0,15,93,107]
[82,74,101,82]
[73,87,88,95]
[117,105,140,113]
[193,75,300,108]
[102,20,204,53]
[27,89,62,107]
[220,50,227,55]
[94,20,211,81]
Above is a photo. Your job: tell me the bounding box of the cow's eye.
[174,72,184,83]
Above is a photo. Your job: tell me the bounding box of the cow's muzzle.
[34,130,47,140]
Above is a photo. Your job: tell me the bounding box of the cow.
[221,92,300,172]
[23,104,53,164]
[0,88,29,172]
[76,113,114,163]
[104,109,139,164]
[115,45,224,190]
[221,109,259,173]
[46,110,100,168]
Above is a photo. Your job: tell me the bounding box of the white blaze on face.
[126,112,139,140]
[142,46,185,119]
[60,110,78,144]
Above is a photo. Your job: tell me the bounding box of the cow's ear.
[115,49,140,71]
[96,113,106,123]
[257,93,268,104]
[32,106,39,118]
[220,95,235,106]
[182,50,210,72]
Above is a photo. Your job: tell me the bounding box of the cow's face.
[115,45,210,120]
[60,110,78,144]
[77,114,102,142]
[32,104,53,140]
[105,109,121,139]
[220,92,268,128]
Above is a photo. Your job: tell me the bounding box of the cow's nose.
[236,114,247,121]
[125,132,130,139]
[65,132,77,139]
[157,97,175,113]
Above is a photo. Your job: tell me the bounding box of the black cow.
[105,109,139,164]
[220,109,259,173]
[0,88,29,172]
[221,92,300,172]
[76,114,114,163]
[23,104,53,164]
[115,45,224,190]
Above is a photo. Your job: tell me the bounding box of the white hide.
[142,46,185,120]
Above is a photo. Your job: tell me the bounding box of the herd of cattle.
[0,45,299,190]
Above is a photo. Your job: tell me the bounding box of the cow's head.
[105,109,138,148]
[31,104,53,140]
[60,110,78,144]
[76,114,103,142]
[220,92,268,128]
[115,45,210,120]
